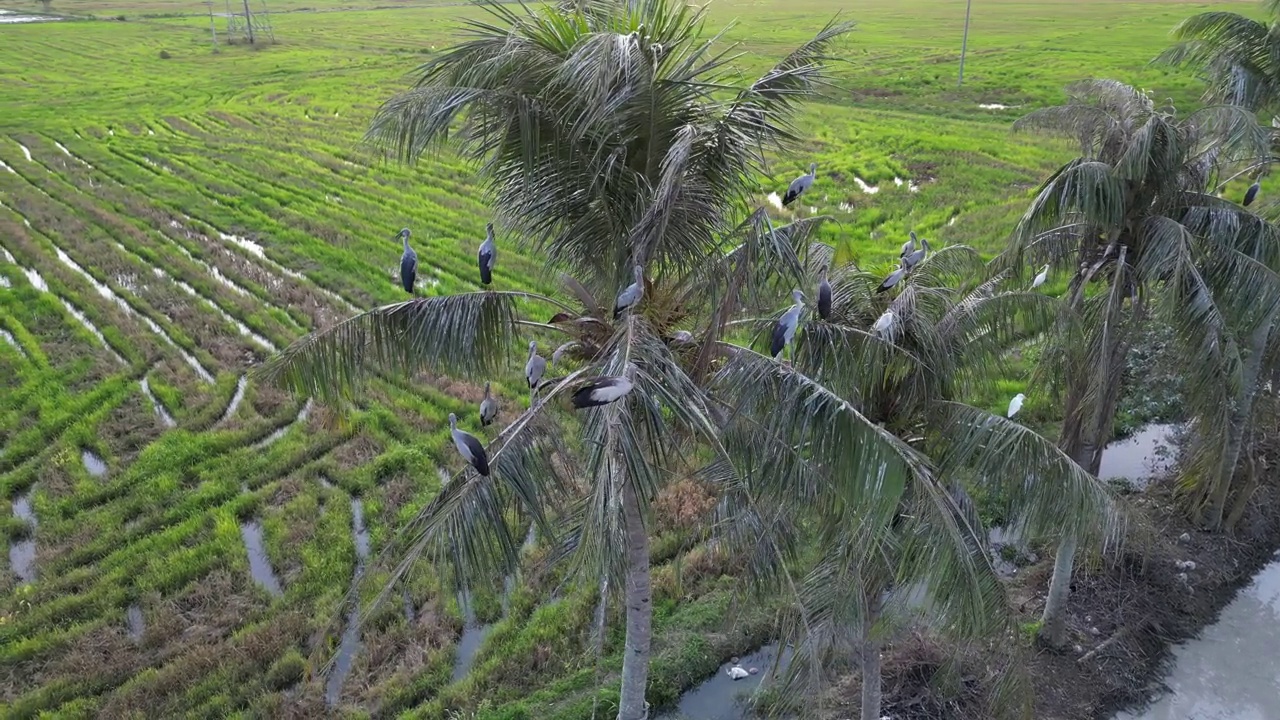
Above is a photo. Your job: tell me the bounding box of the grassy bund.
[0,0,1261,717]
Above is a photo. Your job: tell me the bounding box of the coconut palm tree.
[1159,0,1280,116]
[706,248,1122,720]
[258,1,852,717]
[1158,1,1280,535]
[1003,79,1280,647]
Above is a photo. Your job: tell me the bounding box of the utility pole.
[205,0,217,48]
[242,0,254,44]
[958,0,973,87]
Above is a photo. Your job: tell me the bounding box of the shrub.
[265,649,305,690]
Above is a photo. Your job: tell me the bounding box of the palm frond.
[1013,159,1126,241]
[931,402,1124,548]
[257,292,546,401]
[349,370,585,633]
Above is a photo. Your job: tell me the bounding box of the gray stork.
[448,413,490,476]
[782,163,816,207]
[397,228,416,294]
[817,264,832,320]
[571,376,634,409]
[1030,264,1050,290]
[479,382,499,427]
[525,341,547,390]
[478,222,496,286]
[876,261,907,294]
[1245,181,1261,207]
[614,265,644,319]
[903,237,930,269]
[900,231,916,259]
[770,289,805,360]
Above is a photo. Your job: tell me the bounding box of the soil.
[817,476,1280,720]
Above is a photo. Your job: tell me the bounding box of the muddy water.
[655,644,793,720]
[9,490,37,583]
[51,245,214,382]
[218,375,248,425]
[81,449,107,478]
[450,527,537,682]
[325,497,371,707]
[1115,558,1280,720]
[451,591,491,683]
[239,520,283,597]
[0,329,22,356]
[125,604,145,642]
[252,398,313,449]
[140,376,176,427]
[60,298,124,363]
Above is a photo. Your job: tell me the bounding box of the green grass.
[0,0,1253,716]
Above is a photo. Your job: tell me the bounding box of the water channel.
[1115,558,1280,720]
[654,644,793,720]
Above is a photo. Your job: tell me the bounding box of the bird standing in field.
[1030,264,1050,290]
[1007,393,1025,419]
[817,265,832,320]
[877,261,908,294]
[479,382,498,427]
[771,289,806,361]
[903,236,930,269]
[571,375,634,409]
[782,163,817,207]
[1245,181,1261,207]
[397,228,416,294]
[449,413,490,477]
[900,231,916,259]
[614,265,645,319]
[478,222,496,286]
[525,341,547,391]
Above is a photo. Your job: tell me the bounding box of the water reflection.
[451,591,491,683]
[126,604,145,642]
[239,520,283,597]
[9,490,37,583]
[655,643,793,720]
[1115,560,1280,720]
[82,450,107,478]
[1098,424,1179,487]
[326,497,371,707]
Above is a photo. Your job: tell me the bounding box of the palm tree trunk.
[1225,444,1260,534]
[859,592,883,720]
[1039,262,1136,649]
[1203,315,1274,530]
[617,480,652,720]
[1038,533,1078,648]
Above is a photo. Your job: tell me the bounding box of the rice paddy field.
[0,0,1257,717]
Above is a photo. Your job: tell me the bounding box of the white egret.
[1008,393,1025,418]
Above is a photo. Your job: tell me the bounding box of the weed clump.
[266,649,305,690]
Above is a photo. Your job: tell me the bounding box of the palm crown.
[261,8,1131,720]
